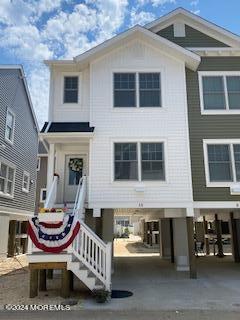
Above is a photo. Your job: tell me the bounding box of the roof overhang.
[145,8,240,49]
[71,25,200,71]
[187,47,240,57]
[39,132,94,144]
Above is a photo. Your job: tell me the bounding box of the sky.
[0,0,240,128]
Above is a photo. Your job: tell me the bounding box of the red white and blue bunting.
[28,213,80,253]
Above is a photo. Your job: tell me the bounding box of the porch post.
[46,143,55,195]
[215,214,224,257]
[186,217,197,279]
[230,212,240,262]
[7,220,16,257]
[203,216,210,255]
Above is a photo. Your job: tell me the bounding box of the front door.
[64,155,85,203]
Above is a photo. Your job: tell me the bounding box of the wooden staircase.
[27,176,112,293]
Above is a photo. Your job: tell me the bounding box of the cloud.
[0,0,180,128]
[27,63,50,126]
[130,10,156,26]
[0,0,130,127]
[137,0,176,7]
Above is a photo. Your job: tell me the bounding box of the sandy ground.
[0,255,87,310]
[114,235,159,257]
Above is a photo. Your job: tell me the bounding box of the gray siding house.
[0,66,39,258]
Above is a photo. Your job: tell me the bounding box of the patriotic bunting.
[28,213,80,253]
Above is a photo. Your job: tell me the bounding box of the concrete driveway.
[84,238,240,311]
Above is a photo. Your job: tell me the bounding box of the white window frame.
[5,108,15,145]
[111,68,165,110]
[199,71,240,115]
[22,171,30,193]
[111,139,168,184]
[37,157,41,171]
[0,158,16,199]
[203,139,240,187]
[61,72,82,107]
[40,188,47,203]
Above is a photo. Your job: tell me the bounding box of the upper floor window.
[22,171,30,193]
[204,141,240,186]
[139,73,161,107]
[0,160,15,197]
[64,76,78,103]
[114,142,165,181]
[113,72,161,108]
[5,109,15,144]
[199,72,240,113]
[114,73,136,107]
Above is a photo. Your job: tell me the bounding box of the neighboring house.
[35,141,48,212]
[28,8,240,295]
[0,66,39,258]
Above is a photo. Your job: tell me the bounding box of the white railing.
[71,220,112,291]
[44,175,58,209]
[73,175,87,219]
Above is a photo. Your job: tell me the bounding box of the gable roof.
[70,25,200,70]
[0,65,39,131]
[145,8,240,48]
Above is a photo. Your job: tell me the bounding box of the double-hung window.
[114,142,165,181]
[114,73,136,107]
[22,171,30,193]
[113,72,161,108]
[0,161,15,197]
[114,143,138,180]
[139,73,161,107]
[141,143,165,180]
[5,109,15,144]
[64,76,78,103]
[200,72,240,112]
[205,141,240,185]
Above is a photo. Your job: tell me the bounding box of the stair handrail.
[72,175,87,219]
[44,175,58,209]
[71,221,112,291]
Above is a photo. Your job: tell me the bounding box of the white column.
[173,217,189,271]
[46,143,55,194]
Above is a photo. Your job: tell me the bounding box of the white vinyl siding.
[22,171,30,193]
[0,160,15,198]
[5,109,15,144]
